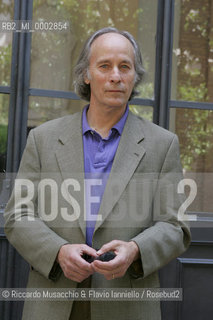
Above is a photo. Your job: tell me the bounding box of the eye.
[120,65,130,70]
[100,64,109,69]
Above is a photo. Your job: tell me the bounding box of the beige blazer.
[4,110,190,320]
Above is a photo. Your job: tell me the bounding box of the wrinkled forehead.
[89,32,135,61]
[92,32,133,44]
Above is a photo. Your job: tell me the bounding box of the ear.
[84,78,90,85]
[84,69,90,85]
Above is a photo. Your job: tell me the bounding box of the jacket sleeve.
[131,134,191,278]
[4,129,68,280]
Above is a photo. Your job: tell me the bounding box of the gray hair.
[74,27,145,101]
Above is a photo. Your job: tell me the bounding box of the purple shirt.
[82,105,129,246]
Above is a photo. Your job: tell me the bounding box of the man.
[4,27,190,320]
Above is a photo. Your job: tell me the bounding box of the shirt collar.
[82,104,91,135]
[82,104,129,136]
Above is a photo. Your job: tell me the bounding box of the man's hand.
[57,244,98,282]
[91,240,140,280]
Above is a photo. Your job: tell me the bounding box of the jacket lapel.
[94,112,146,233]
[54,111,86,238]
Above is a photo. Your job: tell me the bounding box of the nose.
[110,67,121,83]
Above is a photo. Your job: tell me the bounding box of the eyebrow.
[96,59,111,64]
[96,59,133,65]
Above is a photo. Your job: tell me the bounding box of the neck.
[86,104,127,138]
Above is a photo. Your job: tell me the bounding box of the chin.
[106,99,127,108]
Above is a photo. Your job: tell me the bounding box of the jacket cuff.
[49,261,62,281]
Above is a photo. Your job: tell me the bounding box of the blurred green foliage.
[175,0,213,171]
[0,124,7,154]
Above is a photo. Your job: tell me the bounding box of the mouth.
[106,90,124,93]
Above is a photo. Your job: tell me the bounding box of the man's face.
[85,33,136,110]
